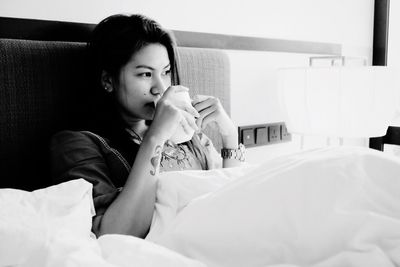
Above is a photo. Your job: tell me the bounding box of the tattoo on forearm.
[150,145,162,175]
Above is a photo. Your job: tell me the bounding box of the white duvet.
[0,179,205,267]
[147,146,400,267]
[2,146,400,267]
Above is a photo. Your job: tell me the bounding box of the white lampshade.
[278,66,397,138]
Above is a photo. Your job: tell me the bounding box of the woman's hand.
[192,95,238,148]
[146,86,199,142]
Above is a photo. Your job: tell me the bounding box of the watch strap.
[221,143,245,162]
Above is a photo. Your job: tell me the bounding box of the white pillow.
[0,179,95,267]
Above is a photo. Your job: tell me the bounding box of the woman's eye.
[163,69,171,76]
[138,72,152,78]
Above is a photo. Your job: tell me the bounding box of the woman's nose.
[150,76,167,96]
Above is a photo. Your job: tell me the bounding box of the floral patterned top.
[125,128,222,171]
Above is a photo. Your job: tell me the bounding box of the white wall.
[0,0,375,163]
[388,0,400,123]
[388,0,400,69]
[0,0,374,44]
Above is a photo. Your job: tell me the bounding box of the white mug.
[168,90,196,144]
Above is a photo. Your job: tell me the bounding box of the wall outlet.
[281,124,292,141]
[268,125,280,142]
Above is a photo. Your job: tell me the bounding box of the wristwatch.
[221,143,245,162]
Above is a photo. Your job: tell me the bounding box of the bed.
[2,15,400,267]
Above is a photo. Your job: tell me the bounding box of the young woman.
[50,14,245,238]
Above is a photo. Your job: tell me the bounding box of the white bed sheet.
[147,146,400,267]
[3,146,400,267]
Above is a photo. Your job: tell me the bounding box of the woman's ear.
[101,70,114,93]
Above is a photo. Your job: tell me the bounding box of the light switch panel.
[238,122,291,147]
[255,127,268,144]
[241,129,255,145]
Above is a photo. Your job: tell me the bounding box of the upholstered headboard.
[0,38,230,191]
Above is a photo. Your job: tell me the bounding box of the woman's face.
[112,43,172,122]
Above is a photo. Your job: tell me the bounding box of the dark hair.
[86,14,208,169]
[88,14,179,86]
